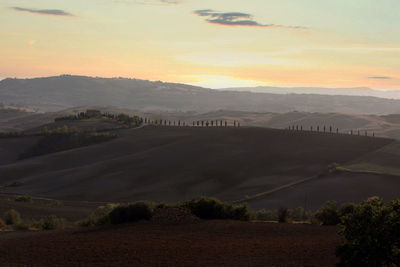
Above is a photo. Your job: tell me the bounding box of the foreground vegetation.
[1,209,64,231]
[2,195,398,265]
[77,197,251,226]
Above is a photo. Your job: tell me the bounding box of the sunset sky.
[1,0,400,89]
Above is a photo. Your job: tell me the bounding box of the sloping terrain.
[0,136,39,165]
[0,126,391,205]
[3,106,400,139]
[0,108,54,132]
[248,172,400,210]
[245,140,400,210]
[345,141,400,176]
[1,75,400,114]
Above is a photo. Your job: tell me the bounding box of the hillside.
[1,75,400,114]
[3,106,400,140]
[0,126,391,207]
[129,109,400,140]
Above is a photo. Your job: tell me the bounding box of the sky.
[1,0,400,89]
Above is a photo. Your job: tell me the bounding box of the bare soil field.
[0,220,341,266]
[0,136,39,165]
[0,126,390,205]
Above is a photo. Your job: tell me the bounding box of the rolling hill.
[1,75,400,114]
[0,126,393,208]
[3,106,400,140]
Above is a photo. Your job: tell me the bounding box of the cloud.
[368,76,392,80]
[194,9,307,29]
[11,7,74,16]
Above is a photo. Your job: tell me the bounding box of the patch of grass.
[3,209,22,225]
[15,195,33,203]
[346,163,400,176]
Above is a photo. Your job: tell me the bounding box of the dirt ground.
[0,220,341,266]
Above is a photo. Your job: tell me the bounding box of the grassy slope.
[0,126,390,204]
[345,141,400,176]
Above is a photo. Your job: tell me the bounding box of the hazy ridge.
[1,75,400,114]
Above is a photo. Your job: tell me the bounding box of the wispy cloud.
[114,0,183,5]
[368,76,392,80]
[194,9,307,29]
[11,7,74,16]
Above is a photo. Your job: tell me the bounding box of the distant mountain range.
[1,75,400,114]
[223,86,400,99]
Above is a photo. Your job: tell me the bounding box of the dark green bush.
[109,202,154,224]
[185,197,250,221]
[278,207,289,223]
[337,197,400,266]
[37,215,65,230]
[4,209,22,225]
[77,204,117,227]
[314,201,340,225]
[15,195,33,203]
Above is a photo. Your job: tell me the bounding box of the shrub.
[278,207,290,223]
[37,215,65,230]
[290,207,306,221]
[4,209,22,225]
[109,202,154,224]
[184,197,250,221]
[15,195,33,203]
[314,201,340,225]
[338,202,356,217]
[336,197,400,266]
[254,209,277,221]
[0,218,5,229]
[77,204,117,227]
